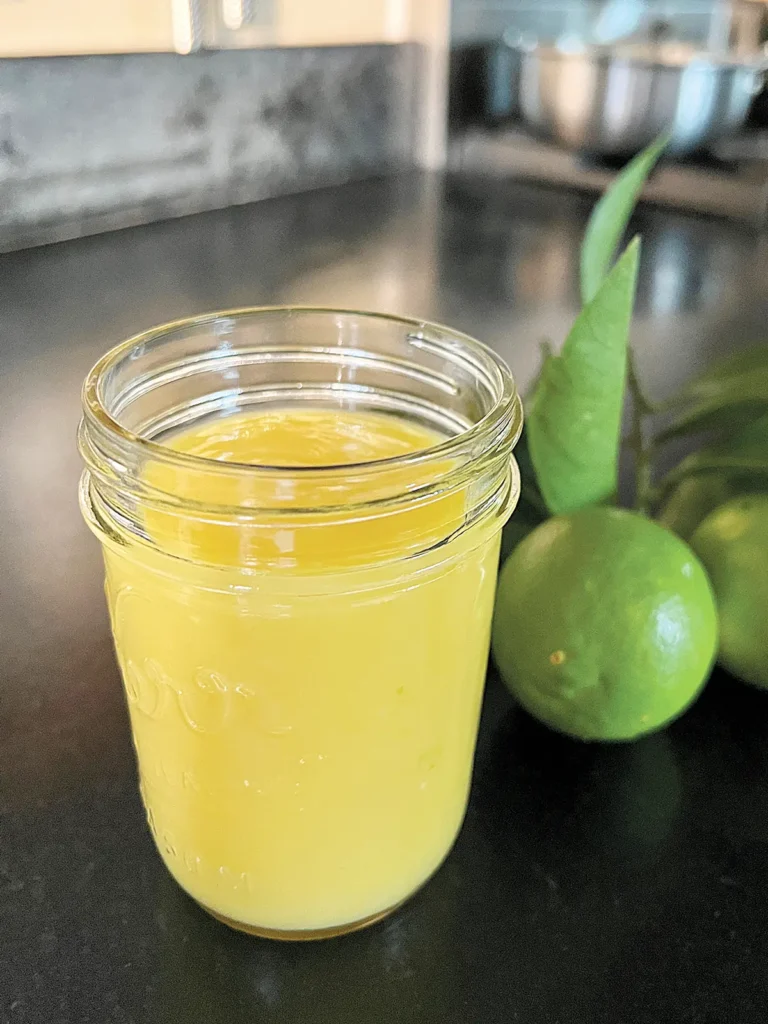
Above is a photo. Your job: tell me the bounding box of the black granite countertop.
[3,173,768,1024]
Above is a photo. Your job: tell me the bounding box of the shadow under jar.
[78,307,522,940]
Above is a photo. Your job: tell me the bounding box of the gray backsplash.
[0,45,416,252]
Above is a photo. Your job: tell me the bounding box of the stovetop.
[450,125,768,224]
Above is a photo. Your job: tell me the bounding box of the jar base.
[197,897,406,941]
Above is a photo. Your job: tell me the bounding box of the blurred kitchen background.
[0,1,445,251]
[450,0,768,219]
[4,0,768,253]
[2,0,768,399]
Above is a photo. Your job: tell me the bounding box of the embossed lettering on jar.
[79,308,522,939]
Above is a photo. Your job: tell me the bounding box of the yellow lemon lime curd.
[104,408,501,936]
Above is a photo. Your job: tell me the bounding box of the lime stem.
[626,349,656,513]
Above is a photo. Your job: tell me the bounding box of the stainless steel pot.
[513,39,767,158]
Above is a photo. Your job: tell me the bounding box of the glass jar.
[78,307,522,940]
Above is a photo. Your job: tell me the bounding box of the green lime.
[492,507,718,741]
[658,475,740,541]
[500,517,536,563]
[658,474,766,541]
[500,495,545,563]
[690,495,768,689]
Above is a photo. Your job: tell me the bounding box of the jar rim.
[82,305,522,479]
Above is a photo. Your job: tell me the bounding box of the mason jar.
[78,307,522,940]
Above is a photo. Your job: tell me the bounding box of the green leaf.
[658,411,768,493]
[528,238,640,516]
[728,410,768,450]
[580,134,667,304]
[666,453,768,482]
[674,343,768,391]
[657,345,768,441]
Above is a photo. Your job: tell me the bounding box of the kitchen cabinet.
[208,0,399,48]
[0,0,187,57]
[0,0,449,55]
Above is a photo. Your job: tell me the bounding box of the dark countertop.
[3,173,768,1024]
